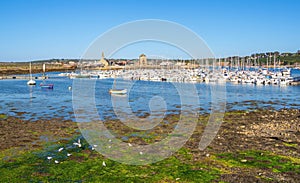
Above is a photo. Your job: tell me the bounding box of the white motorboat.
[280,77,293,85]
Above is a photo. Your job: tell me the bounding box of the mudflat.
[0,109,299,182]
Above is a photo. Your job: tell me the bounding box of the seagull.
[47,156,52,160]
[73,139,82,148]
[58,147,64,152]
[54,160,59,164]
[102,161,106,167]
[128,143,132,147]
[67,153,72,157]
[91,144,98,150]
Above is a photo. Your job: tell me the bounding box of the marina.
[65,67,300,86]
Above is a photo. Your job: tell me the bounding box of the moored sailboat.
[27,62,36,85]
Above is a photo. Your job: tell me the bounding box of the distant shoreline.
[0,63,76,75]
[0,67,76,75]
[0,62,299,76]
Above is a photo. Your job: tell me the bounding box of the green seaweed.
[215,150,300,173]
[0,137,219,183]
[0,114,7,119]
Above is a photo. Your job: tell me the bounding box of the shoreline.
[1,108,299,182]
[0,67,76,76]
[0,62,299,76]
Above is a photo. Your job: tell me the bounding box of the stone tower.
[139,54,147,66]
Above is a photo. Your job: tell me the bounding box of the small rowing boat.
[40,83,54,89]
[109,77,127,95]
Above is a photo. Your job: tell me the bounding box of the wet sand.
[0,117,79,151]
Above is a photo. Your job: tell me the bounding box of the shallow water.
[0,70,299,122]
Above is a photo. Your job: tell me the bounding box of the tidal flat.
[0,109,299,182]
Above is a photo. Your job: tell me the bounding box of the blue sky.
[0,0,299,61]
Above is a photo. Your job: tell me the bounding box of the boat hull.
[27,80,36,85]
[109,89,127,94]
[40,83,54,89]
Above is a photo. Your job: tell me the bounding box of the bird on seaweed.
[73,138,82,147]
[58,147,64,152]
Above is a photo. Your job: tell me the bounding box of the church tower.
[99,51,109,67]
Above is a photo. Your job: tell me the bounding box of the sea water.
[0,70,299,122]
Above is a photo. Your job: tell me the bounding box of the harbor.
[1,60,299,182]
[3,67,300,86]
[63,67,300,86]
[1,0,300,181]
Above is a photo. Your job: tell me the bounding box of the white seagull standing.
[73,139,82,148]
[58,147,64,152]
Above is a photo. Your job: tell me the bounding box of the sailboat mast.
[43,63,46,73]
[29,62,32,79]
[266,56,269,71]
[273,54,276,70]
[42,63,46,79]
[113,75,116,89]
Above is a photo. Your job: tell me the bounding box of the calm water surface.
[0,70,299,121]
